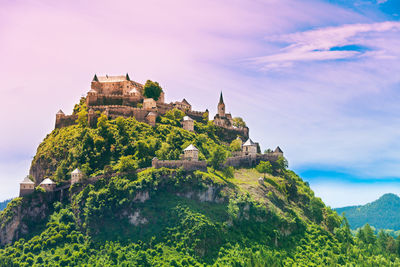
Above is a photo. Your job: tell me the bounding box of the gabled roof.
[57,109,65,115]
[40,178,56,185]
[184,144,198,151]
[71,168,82,174]
[97,75,128,83]
[92,74,99,82]
[183,116,193,121]
[181,98,190,105]
[242,138,256,146]
[21,176,34,184]
[274,146,283,153]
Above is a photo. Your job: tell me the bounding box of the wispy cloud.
[249,21,400,70]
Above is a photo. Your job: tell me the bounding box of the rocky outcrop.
[177,185,226,203]
[29,157,54,185]
[0,193,53,246]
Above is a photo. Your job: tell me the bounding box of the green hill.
[1,102,400,266]
[335,193,400,231]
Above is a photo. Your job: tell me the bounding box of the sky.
[0,0,400,207]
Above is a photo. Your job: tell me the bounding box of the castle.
[55,74,207,129]
[55,74,249,140]
[20,73,281,197]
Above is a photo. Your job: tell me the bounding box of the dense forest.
[1,100,400,266]
[336,193,400,233]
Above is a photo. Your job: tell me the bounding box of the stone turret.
[19,176,35,197]
[39,178,56,192]
[184,144,199,161]
[146,112,157,126]
[71,168,84,184]
[273,146,284,157]
[242,138,257,156]
[182,116,194,132]
[55,110,65,128]
[218,92,225,117]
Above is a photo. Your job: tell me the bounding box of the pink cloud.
[249,21,400,69]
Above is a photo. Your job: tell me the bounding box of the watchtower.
[184,144,199,161]
[182,116,194,132]
[19,176,35,197]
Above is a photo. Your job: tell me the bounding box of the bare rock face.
[177,185,226,203]
[29,157,52,185]
[0,194,52,246]
[133,191,149,203]
[128,211,148,226]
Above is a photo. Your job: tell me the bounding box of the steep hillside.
[335,193,400,230]
[1,106,400,266]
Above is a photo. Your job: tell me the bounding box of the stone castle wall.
[55,114,78,129]
[152,158,207,172]
[87,93,142,107]
[91,80,143,95]
[224,153,279,169]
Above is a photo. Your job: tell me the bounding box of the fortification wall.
[186,110,206,122]
[19,189,34,197]
[157,103,174,114]
[152,159,207,172]
[87,94,143,107]
[91,105,150,122]
[224,153,279,168]
[55,115,78,129]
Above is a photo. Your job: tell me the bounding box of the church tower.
[218,92,225,117]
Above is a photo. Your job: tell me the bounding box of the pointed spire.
[126,73,130,81]
[93,74,99,82]
[219,91,224,104]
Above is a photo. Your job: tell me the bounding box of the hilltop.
[335,193,400,231]
[1,76,400,266]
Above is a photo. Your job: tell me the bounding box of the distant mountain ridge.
[335,193,400,230]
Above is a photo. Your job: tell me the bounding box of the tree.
[143,80,162,100]
[232,117,246,128]
[309,197,324,223]
[274,156,288,173]
[208,146,227,170]
[362,224,377,245]
[256,161,272,177]
[230,138,242,152]
[76,109,88,127]
[116,155,137,173]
